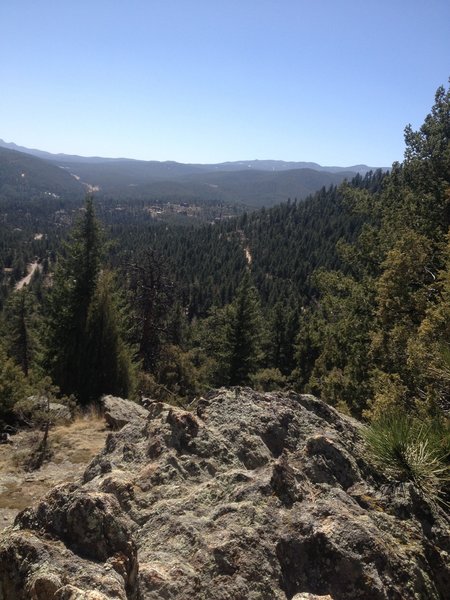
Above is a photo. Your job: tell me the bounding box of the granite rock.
[0,388,448,599]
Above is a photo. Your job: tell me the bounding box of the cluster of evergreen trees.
[293,83,450,419]
[42,198,134,403]
[0,198,134,424]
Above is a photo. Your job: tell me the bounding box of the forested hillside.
[108,169,384,316]
[0,148,84,302]
[0,83,449,499]
[0,147,84,202]
[0,138,372,208]
[295,83,450,419]
[56,163,358,207]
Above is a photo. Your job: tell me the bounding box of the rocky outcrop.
[101,395,149,431]
[0,388,449,599]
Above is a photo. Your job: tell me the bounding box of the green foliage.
[127,248,174,372]
[44,197,101,399]
[2,288,42,376]
[224,276,264,386]
[404,83,450,199]
[44,197,136,404]
[368,231,433,393]
[107,174,374,318]
[265,302,299,375]
[363,371,408,421]
[404,232,450,411]
[250,368,287,392]
[155,344,204,402]
[188,305,233,385]
[365,411,449,502]
[0,345,30,424]
[292,81,450,418]
[374,231,431,328]
[298,270,375,415]
[136,344,204,406]
[82,271,136,402]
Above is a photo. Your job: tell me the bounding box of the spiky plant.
[365,411,449,502]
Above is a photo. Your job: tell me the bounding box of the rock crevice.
[0,389,448,599]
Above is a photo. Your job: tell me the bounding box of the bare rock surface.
[1,388,449,599]
[102,395,149,430]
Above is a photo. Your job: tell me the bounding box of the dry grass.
[0,412,108,529]
[50,410,106,464]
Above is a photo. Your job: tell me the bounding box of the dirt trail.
[15,261,41,290]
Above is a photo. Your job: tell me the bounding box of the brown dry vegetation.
[0,412,107,529]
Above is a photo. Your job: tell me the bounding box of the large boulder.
[1,388,449,599]
[101,395,149,430]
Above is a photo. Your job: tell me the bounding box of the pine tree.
[406,232,450,412]
[44,197,135,403]
[295,82,450,417]
[128,249,174,372]
[370,230,432,387]
[225,275,263,386]
[82,271,135,402]
[2,289,36,376]
[44,197,101,399]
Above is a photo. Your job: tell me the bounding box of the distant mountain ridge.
[0,139,388,208]
[0,139,383,174]
[0,140,134,165]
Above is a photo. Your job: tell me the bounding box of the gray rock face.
[0,388,449,599]
[101,395,149,430]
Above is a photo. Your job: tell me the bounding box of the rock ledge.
[0,388,449,599]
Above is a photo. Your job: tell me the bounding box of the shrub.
[250,368,287,392]
[0,347,30,425]
[365,410,449,502]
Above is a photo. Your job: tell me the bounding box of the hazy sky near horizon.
[1,1,449,166]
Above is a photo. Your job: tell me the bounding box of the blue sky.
[1,0,449,166]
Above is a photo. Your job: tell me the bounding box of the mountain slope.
[64,162,358,207]
[178,167,358,207]
[0,147,84,201]
[108,171,386,316]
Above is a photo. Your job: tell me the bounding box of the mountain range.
[0,139,387,208]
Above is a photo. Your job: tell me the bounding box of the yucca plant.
[365,410,449,503]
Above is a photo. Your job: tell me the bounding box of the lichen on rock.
[0,387,449,599]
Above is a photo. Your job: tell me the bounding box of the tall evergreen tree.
[44,197,134,403]
[225,275,263,386]
[2,289,37,376]
[128,249,174,372]
[82,271,135,402]
[44,197,101,398]
[293,82,450,418]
